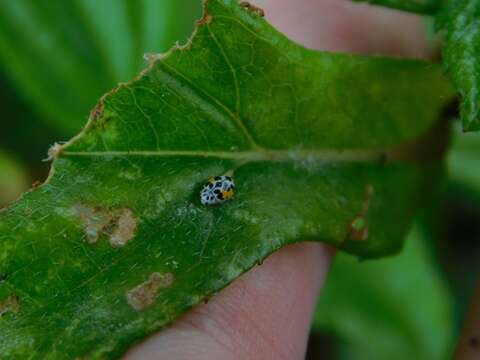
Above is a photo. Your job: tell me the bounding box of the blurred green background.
[0,1,479,359]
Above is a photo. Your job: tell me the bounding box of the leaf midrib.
[61,148,386,163]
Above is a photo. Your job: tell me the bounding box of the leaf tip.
[46,142,65,161]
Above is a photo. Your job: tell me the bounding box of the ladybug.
[200,175,235,206]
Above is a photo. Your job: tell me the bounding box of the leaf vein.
[156,59,260,150]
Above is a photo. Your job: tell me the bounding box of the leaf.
[0,0,201,134]
[0,150,28,206]
[0,74,63,175]
[438,0,480,132]
[0,0,453,358]
[448,122,480,193]
[351,0,441,15]
[313,225,455,360]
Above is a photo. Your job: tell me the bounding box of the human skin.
[125,1,431,359]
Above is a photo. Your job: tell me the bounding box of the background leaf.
[0,150,28,206]
[438,0,480,132]
[0,0,201,135]
[0,0,453,358]
[352,0,441,15]
[0,74,63,180]
[313,224,455,360]
[448,123,480,192]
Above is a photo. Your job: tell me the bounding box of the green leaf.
[351,0,441,15]
[0,75,63,174]
[314,225,455,360]
[0,0,453,358]
[438,0,480,132]
[448,122,480,192]
[0,150,28,206]
[0,0,201,134]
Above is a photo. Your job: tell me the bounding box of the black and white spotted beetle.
[200,175,235,206]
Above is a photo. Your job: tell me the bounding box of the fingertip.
[256,0,430,58]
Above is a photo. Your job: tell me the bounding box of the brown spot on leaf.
[126,272,175,311]
[109,208,137,247]
[197,11,212,25]
[90,101,104,120]
[72,205,138,246]
[239,1,265,17]
[72,204,113,244]
[348,217,369,241]
[347,185,374,241]
[0,294,20,317]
